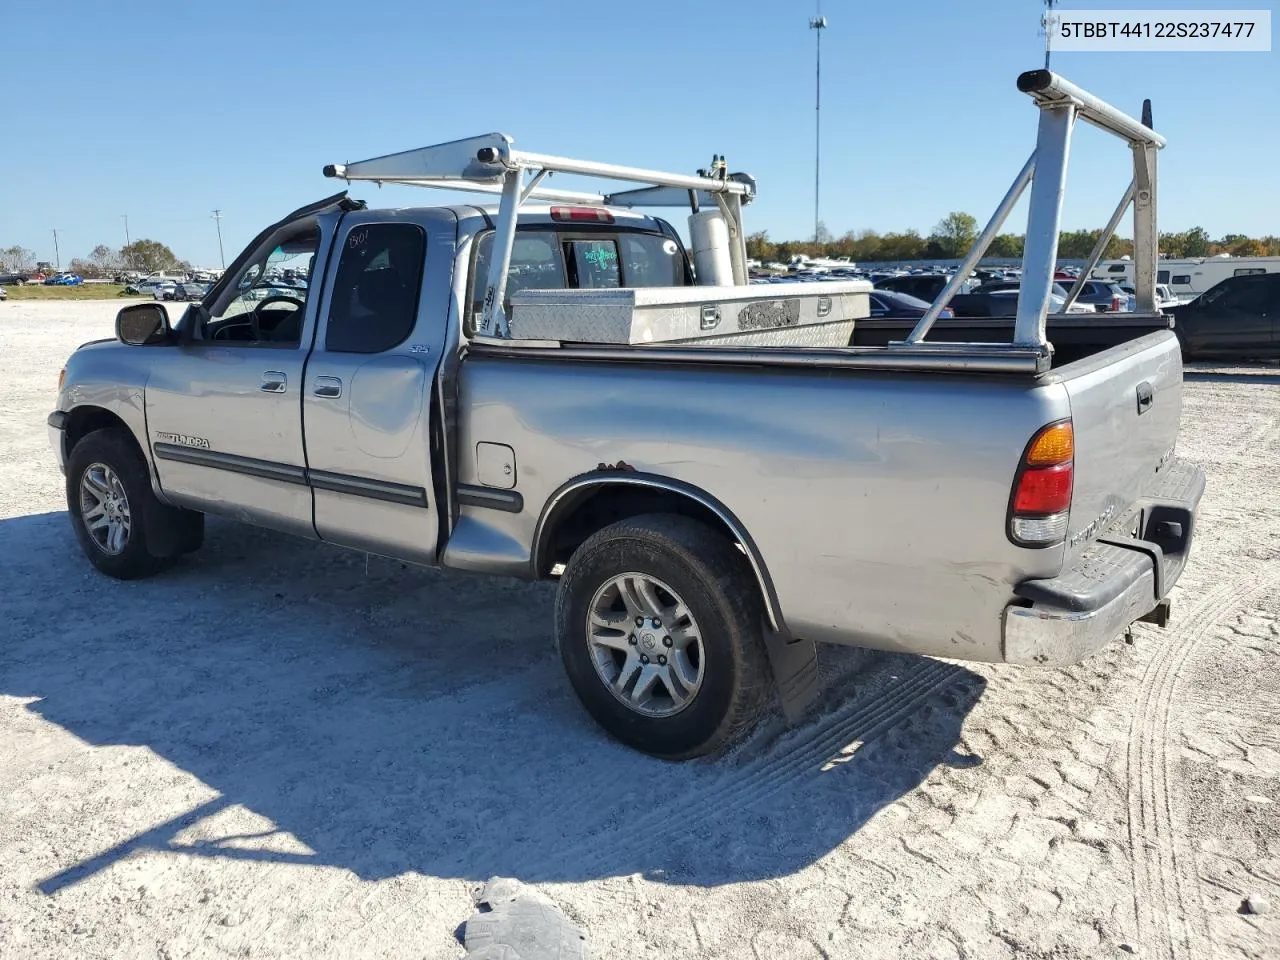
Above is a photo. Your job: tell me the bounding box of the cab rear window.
[469,227,686,329]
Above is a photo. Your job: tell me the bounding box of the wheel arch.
[532,471,786,634]
[63,406,140,460]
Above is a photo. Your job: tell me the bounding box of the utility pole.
[212,209,225,269]
[809,9,828,244]
[52,229,60,270]
[122,214,131,271]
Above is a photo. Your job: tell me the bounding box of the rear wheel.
[555,514,771,759]
[66,427,203,579]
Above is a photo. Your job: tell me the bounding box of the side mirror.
[116,303,172,346]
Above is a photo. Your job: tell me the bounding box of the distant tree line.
[0,240,190,277]
[746,214,1280,264]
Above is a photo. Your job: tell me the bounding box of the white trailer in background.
[1093,255,1280,299]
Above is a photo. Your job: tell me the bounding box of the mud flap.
[142,500,203,558]
[763,620,820,723]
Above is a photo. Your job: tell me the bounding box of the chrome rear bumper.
[1003,456,1205,667]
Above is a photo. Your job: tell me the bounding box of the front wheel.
[66,427,204,579]
[555,514,771,759]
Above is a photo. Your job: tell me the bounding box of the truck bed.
[850,313,1174,369]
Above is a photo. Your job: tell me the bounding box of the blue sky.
[1,0,1275,268]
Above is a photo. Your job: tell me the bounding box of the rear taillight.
[1111,295,1123,311]
[551,206,614,223]
[1009,421,1073,546]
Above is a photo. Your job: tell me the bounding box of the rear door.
[301,213,454,564]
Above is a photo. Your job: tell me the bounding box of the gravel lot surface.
[2,300,1278,960]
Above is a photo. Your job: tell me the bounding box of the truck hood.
[77,337,118,351]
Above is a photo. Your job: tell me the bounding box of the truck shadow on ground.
[3,512,986,892]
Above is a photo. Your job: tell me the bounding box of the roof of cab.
[347,200,665,230]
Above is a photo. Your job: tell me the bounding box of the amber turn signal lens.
[58,367,66,391]
[1026,422,1073,466]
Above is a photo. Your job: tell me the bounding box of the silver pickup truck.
[49,70,1204,758]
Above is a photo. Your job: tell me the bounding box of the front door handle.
[314,376,343,399]
[260,371,287,393]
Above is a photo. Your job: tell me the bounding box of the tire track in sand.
[1126,570,1278,960]
[559,657,968,871]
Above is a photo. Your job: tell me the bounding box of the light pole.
[809,11,827,244]
[122,214,131,271]
[212,209,225,269]
[1043,0,1060,69]
[52,229,61,270]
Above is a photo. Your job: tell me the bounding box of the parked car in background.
[867,290,955,320]
[0,271,28,285]
[152,282,179,301]
[974,279,1075,298]
[1072,280,1129,313]
[0,286,7,301]
[1167,273,1279,359]
[875,273,971,302]
[172,282,210,302]
[128,276,185,297]
[1119,283,1182,312]
[950,288,1095,318]
[43,273,84,286]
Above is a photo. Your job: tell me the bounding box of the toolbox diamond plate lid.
[508,281,870,346]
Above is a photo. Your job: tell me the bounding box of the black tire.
[66,427,203,579]
[555,514,772,759]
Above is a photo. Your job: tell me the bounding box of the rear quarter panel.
[453,357,1073,661]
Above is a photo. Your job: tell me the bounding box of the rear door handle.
[260,371,287,393]
[314,376,343,399]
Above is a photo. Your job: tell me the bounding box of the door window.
[201,228,318,345]
[325,223,426,354]
[1202,276,1272,313]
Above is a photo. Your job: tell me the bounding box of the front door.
[145,219,332,537]
[301,216,449,564]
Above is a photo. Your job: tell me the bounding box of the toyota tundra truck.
[48,70,1205,758]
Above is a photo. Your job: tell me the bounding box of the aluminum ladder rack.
[323,134,756,338]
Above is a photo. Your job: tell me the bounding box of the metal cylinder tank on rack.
[688,210,734,286]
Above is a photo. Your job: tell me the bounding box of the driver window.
[201,227,318,346]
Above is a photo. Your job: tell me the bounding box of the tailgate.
[1059,329,1183,565]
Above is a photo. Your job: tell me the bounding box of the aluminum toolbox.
[507,281,871,347]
